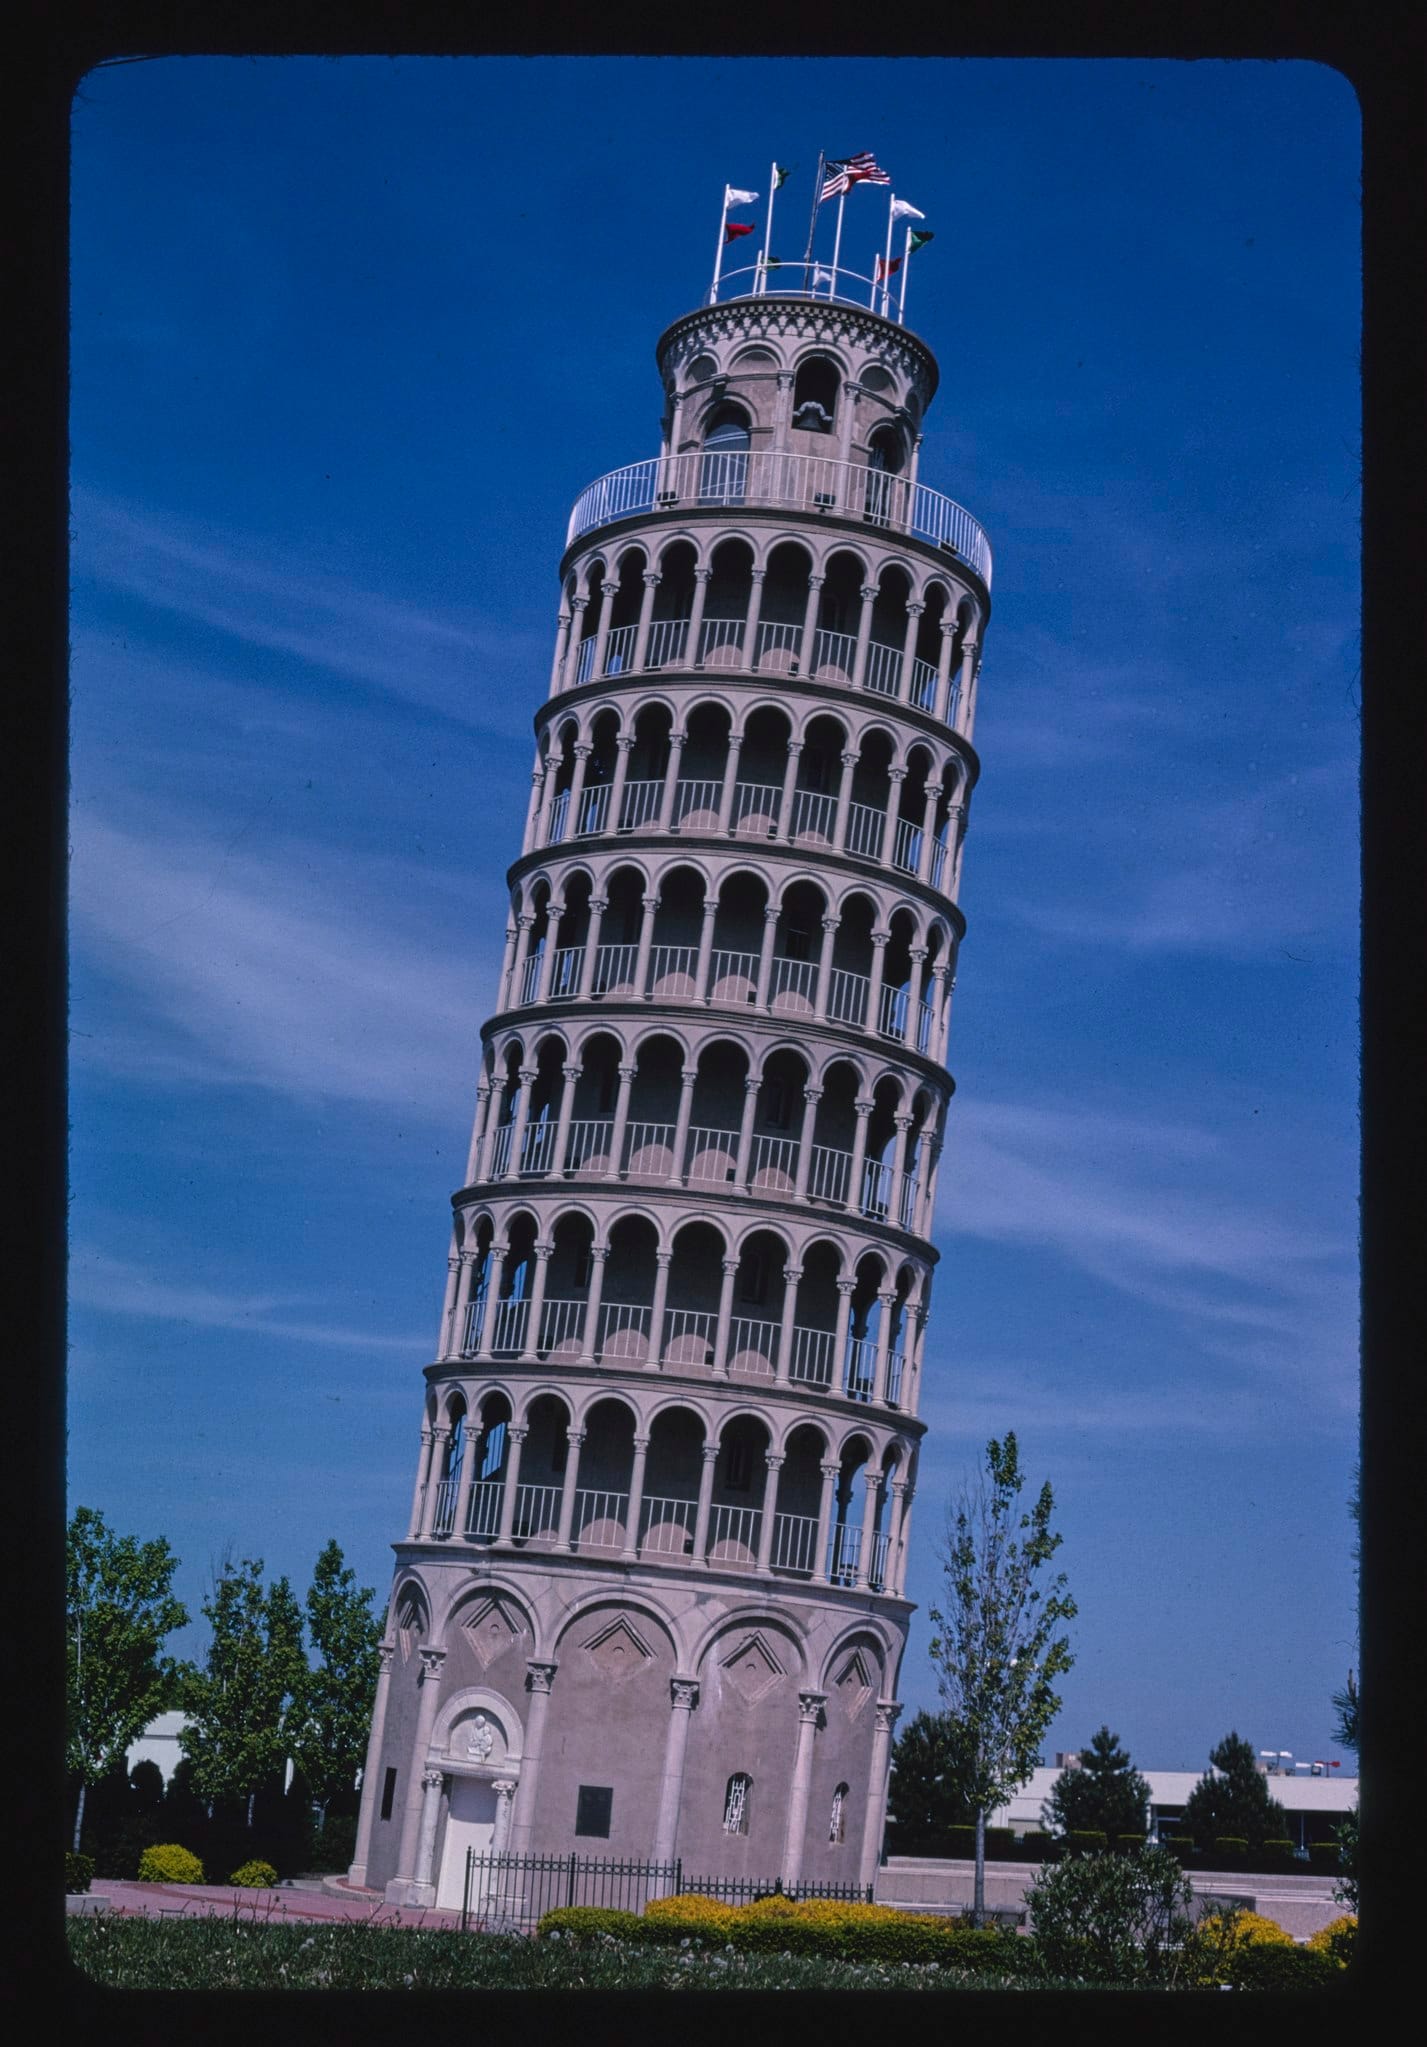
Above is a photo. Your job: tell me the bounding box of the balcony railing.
[748,1133,797,1190]
[663,1307,717,1367]
[618,778,662,831]
[827,1522,862,1587]
[812,626,857,680]
[844,799,884,860]
[490,1296,530,1354]
[567,452,993,592]
[698,616,745,665]
[893,816,923,876]
[538,1296,587,1355]
[771,1510,819,1574]
[644,617,689,669]
[910,656,938,711]
[672,778,722,828]
[591,941,639,995]
[578,783,611,835]
[807,1143,852,1206]
[755,619,802,667]
[548,947,582,1000]
[788,1323,836,1389]
[512,1481,563,1542]
[885,1349,907,1407]
[466,1478,504,1540]
[564,1118,615,1172]
[639,1493,697,1555]
[867,1529,891,1592]
[646,944,697,997]
[684,1126,739,1184]
[729,780,780,836]
[602,622,637,676]
[597,1301,652,1360]
[864,639,903,697]
[573,1488,630,1550]
[707,1502,761,1567]
[518,1120,556,1175]
[768,955,816,1011]
[547,788,570,843]
[431,1477,459,1537]
[706,949,758,1004]
[826,965,870,1029]
[623,1119,676,1174]
[843,1336,876,1402]
[726,1315,779,1374]
[790,787,836,842]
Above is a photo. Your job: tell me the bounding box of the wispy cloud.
[70,1250,425,1354]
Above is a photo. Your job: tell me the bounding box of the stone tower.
[351,268,992,1910]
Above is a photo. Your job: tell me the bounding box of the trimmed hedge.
[1062,1830,1109,1857]
[66,1851,95,1894]
[137,1843,206,1885]
[540,1896,1035,1974]
[229,1859,279,1889]
[1308,1840,1340,1872]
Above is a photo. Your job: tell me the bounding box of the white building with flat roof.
[990,1764,1356,1854]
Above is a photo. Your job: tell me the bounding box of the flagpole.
[830,190,846,300]
[869,248,878,310]
[711,187,731,306]
[897,225,912,324]
[759,163,778,296]
[801,153,825,293]
[881,191,896,318]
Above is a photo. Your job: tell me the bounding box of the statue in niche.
[464,1712,496,1763]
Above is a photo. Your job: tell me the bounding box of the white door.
[436,1776,498,1911]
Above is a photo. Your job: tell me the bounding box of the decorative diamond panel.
[722,1632,785,1707]
[583,1616,653,1684]
[462,1597,522,1670]
[834,1649,873,1721]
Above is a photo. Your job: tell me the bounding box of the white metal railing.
[748,1132,797,1186]
[564,1118,615,1172]
[577,782,611,836]
[899,1174,921,1231]
[663,1306,717,1365]
[930,839,949,890]
[864,640,902,697]
[827,1522,863,1586]
[431,1477,459,1536]
[538,1296,586,1354]
[567,451,993,592]
[639,1494,697,1555]
[791,787,836,841]
[730,780,780,835]
[910,656,938,710]
[465,1478,504,1540]
[885,1349,907,1407]
[867,1529,891,1591]
[623,1119,676,1173]
[592,941,639,994]
[685,1127,739,1185]
[843,1336,876,1401]
[519,1120,556,1174]
[726,1315,779,1373]
[547,788,570,844]
[461,1297,483,1353]
[491,1296,530,1354]
[826,965,870,1029]
[771,1511,820,1574]
[644,616,690,669]
[811,627,857,679]
[602,622,637,676]
[755,619,801,667]
[844,799,884,861]
[707,1503,761,1562]
[893,816,922,875]
[520,952,542,1005]
[768,955,817,1009]
[547,946,582,999]
[861,1158,893,1220]
[646,944,698,995]
[573,1489,630,1549]
[698,616,745,664]
[490,1123,514,1177]
[618,778,663,831]
[672,778,722,828]
[574,637,595,687]
[788,1324,835,1389]
[706,949,758,1003]
[807,1143,851,1206]
[917,999,934,1055]
[878,982,908,1040]
[511,1481,563,1541]
[597,1301,652,1359]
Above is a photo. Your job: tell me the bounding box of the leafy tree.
[927,1432,1076,1922]
[66,1506,189,1851]
[289,1541,382,1823]
[1180,1731,1288,1854]
[1025,1843,1199,1986]
[179,1554,306,1827]
[886,1709,980,1849]
[1043,1725,1150,1840]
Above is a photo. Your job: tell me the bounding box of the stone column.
[691,1442,720,1556]
[753,903,780,1011]
[559,594,590,691]
[927,965,950,1067]
[591,579,618,680]
[535,747,562,846]
[656,731,685,831]
[796,572,825,676]
[834,381,859,474]
[551,1062,581,1175]
[832,1275,857,1375]
[607,733,635,832]
[475,1244,508,1358]
[491,1777,518,1856]
[865,932,890,1037]
[648,1248,674,1365]
[466,1082,492,1185]
[792,1086,822,1200]
[894,1492,915,1593]
[879,765,907,867]
[850,583,878,693]
[781,1691,827,1891]
[912,1126,935,1235]
[348,1640,396,1886]
[577,1245,609,1366]
[651,1678,700,1865]
[518,1244,554,1362]
[632,570,661,672]
[411,1766,446,1904]
[847,1097,875,1212]
[871,1287,898,1406]
[755,1452,784,1572]
[521,760,546,858]
[417,1427,451,1538]
[950,800,969,895]
[437,1249,462,1360]
[715,731,743,833]
[555,1428,587,1551]
[407,1426,434,1539]
[577,896,607,998]
[813,915,839,1020]
[565,743,593,837]
[858,1701,903,1890]
[452,1420,484,1539]
[933,619,958,724]
[771,369,795,452]
[774,737,804,841]
[743,566,766,670]
[633,893,661,999]
[775,1263,802,1384]
[605,1061,638,1180]
[508,1660,558,1853]
[853,1467,882,1588]
[508,911,536,1006]
[916,783,942,884]
[478,1076,508,1182]
[389,1646,446,1900]
[712,1257,740,1378]
[494,1425,529,1546]
[622,1433,651,1560]
[832,748,858,852]
[889,1113,914,1236]
[733,1075,761,1190]
[534,902,565,1003]
[693,900,719,1004]
[496,911,521,1006]
[897,600,924,704]
[813,1460,840,1585]
[686,565,713,666]
[901,949,927,1056]
[668,1065,698,1183]
[886,1480,911,1592]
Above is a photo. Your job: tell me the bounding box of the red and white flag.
[820,152,890,203]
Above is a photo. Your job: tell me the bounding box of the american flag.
[820,152,891,203]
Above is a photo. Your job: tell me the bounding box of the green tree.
[1025,1842,1199,1986]
[179,1554,306,1827]
[66,1506,189,1851]
[1180,1731,1288,1854]
[289,1540,382,1824]
[927,1432,1077,1923]
[886,1709,980,1849]
[1043,1725,1150,1840]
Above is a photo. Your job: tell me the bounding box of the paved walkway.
[67,1878,464,1929]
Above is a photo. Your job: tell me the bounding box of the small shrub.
[1017,1832,1052,1862]
[537,1906,652,1943]
[944,1824,975,1859]
[983,1826,1017,1861]
[230,1859,278,1889]
[1026,1842,1198,1986]
[65,1851,95,1893]
[1196,1908,1292,1949]
[1062,1829,1109,1857]
[136,1843,206,1885]
[1260,1837,1296,1864]
[1227,1943,1341,1990]
[1306,1914,1357,1967]
[1212,1836,1249,1867]
[1308,1839,1340,1872]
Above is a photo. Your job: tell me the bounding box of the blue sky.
[68,57,1360,1772]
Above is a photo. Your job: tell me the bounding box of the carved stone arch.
[391,1574,432,1662]
[573,552,609,601]
[644,1390,716,1440]
[690,1024,760,1074]
[493,1200,543,1242]
[624,688,681,733]
[789,338,850,376]
[819,1620,896,1704]
[428,1683,526,1769]
[689,1605,808,1693]
[435,1566,538,1647]
[513,1380,576,1430]
[655,531,702,572]
[646,847,716,897]
[570,1382,644,1434]
[680,686,741,730]
[628,1017,695,1066]
[729,1214,795,1262]
[709,1401,777,1445]
[598,1197,668,1252]
[600,852,656,895]
[551,1587,684,1670]
[529,1024,572,1065]
[772,867,828,915]
[873,551,919,590]
[865,1061,914,1112]
[917,571,960,612]
[769,1409,831,1459]
[835,1423,879,1466]
[567,1017,631,1066]
[543,1196,603,1242]
[729,690,798,742]
[800,1227,855,1281]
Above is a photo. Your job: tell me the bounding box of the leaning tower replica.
[351,251,991,1910]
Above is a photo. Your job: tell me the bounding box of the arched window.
[829,1783,849,1844]
[701,405,750,506]
[864,425,906,526]
[723,1771,752,1834]
[792,356,840,434]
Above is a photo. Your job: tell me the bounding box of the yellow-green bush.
[1197,1908,1293,1949]
[537,1907,653,1943]
[1306,1914,1357,1965]
[229,1859,278,1889]
[636,1894,1031,1973]
[136,1843,206,1885]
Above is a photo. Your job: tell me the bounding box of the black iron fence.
[459,1849,873,1932]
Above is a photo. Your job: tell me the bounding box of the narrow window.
[723,1772,752,1835]
[830,1783,849,1844]
[380,1768,398,1821]
[575,1785,613,1838]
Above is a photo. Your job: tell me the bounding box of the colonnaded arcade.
[351,255,994,1909]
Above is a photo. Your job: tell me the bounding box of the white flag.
[890,198,925,222]
[812,264,834,287]
[725,185,760,205]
